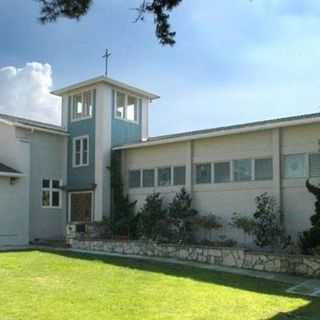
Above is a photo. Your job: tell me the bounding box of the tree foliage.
[109,151,137,237]
[37,0,182,45]
[300,180,320,254]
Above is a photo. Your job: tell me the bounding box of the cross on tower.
[102,49,111,76]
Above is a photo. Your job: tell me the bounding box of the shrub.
[231,193,281,248]
[300,180,320,254]
[136,193,167,240]
[167,188,199,243]
[110,151,137,238]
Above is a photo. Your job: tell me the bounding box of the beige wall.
[122,122,320,244]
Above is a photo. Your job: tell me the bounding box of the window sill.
[71,116,93,123]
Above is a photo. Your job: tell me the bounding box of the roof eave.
[51,76,160,100]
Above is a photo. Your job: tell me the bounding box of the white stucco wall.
[0,122,30,246]
[123,122,320,244]
[26,129,67,241]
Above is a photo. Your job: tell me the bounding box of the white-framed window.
[129,170,141,188]
[158,167,171,187]
[254,158,273,181]
[114,91,139,123]
[73,136,89,167]
[233,159,252,182]
[214,162,231,183]
[195,163,211,184]
[71,90,93,121]
[42,179,62,208]
[283,153,307,178]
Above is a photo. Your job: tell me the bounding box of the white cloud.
[0,62,61,125]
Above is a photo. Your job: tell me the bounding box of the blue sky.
[1,0,320,135]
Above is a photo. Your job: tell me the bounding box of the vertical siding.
[67,90,96,189]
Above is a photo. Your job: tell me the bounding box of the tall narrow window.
[127,96,138,122]
[233,159,252,182]
[158,167,171,186]
[83,91,93,117]
[129,170,141,188]
[310,153,320,177]
[73,136,89,167]
[42,179,61,208]
[195,163,211,184]
[116,92,125,119]
[173,166,186,186]
[214,162,230,183]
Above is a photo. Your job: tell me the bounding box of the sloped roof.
[52,75,160,100]
[0,113,67,135]
[0,163,22,177]
[113,112,320,150]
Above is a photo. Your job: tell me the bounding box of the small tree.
[167,187,198,243]
[300,180,320,254]
[109,151,137,238]
[231,193,281,248]
[137,193,167,240]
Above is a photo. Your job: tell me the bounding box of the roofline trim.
[51,76,160,100]
[113,116,320,150]
[0,172,25,178]
[13,123,69,136]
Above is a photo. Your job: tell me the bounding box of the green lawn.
[0,250,319,320]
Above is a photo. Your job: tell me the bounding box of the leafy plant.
[109,151,137,238]
[136,192,167,240]
[300,180,320,254]
[231,193,281,248]
[167,187,199,243]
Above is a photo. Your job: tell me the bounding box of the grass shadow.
[37,249,320,320]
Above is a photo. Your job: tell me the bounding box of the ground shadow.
[4,248,319,319]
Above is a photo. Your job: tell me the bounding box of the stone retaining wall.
[70,239,320,277]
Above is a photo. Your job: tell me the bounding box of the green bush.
[110,151,137,238]
[300,180,320,254]
[231,193,281,248]
[136,193,167,240]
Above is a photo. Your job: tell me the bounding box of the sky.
[1,0,320,135]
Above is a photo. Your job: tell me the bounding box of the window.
[115,91,139,123]
[129,170,141,188]
[173,166,186,185]
[195,163,211,184]
[71,91,93,121]
[283,154,306,178]
[255,158,273,180]
[127,96,138,122]
[143,169,155,188]
[73,136,89,167]
[158,167,171,186]
[214,162,230,183]
[42,179,61,208]
[310,153,320,177]
[233,159,252,182]
[116,92,125,119]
